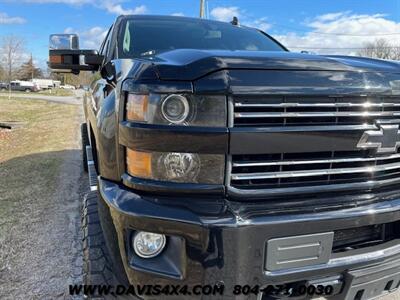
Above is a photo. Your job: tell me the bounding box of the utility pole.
[31,53,34,80]
[7,42,12,100]
[200,0,205,18]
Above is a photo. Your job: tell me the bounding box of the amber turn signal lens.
[126,94,148,122]
[126,149,152,178]
[49,55,62,64]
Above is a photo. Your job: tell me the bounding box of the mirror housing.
[50,34,79,50]
[48,34,104,74]
[101,61,116,83]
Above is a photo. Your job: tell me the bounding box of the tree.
[17,54,43,80]
[391,46,400,61]
[358,38,400,61]
[0,65,5,82]
[0,35,24,83]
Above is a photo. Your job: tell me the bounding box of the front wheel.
[82,192,118,299]
[25,89,31,93]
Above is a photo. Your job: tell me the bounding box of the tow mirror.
[48,34,104,74]
[50,34,79,50]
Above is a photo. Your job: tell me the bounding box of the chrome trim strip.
[235,102,400,108]
[228,176,400,197]
[232,124,377,132]
[231,161,400,180]
[232,153,400,167]
[235,111,400,118]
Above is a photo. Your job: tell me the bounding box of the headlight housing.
[125,93,226,185]
[126,149,225,184]
[126,93,226,127]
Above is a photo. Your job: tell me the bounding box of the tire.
[81,123,89,173]
[82,192,118,299]
[1,88,6,92]
[25,88,31,93]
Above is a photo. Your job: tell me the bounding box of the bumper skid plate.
[344,258,400,300]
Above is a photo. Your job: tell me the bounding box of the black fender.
[94,90,120,181]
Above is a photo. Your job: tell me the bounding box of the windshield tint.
[119,18,286,58]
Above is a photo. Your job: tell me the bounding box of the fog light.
[133,231,166,258]
[161,94,190,124]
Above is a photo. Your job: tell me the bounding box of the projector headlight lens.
[133,231,166,258]
[161,94,190,124]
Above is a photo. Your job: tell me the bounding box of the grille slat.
[233,153,400,167]
[231,96,400,194]
[235,102,400,108]
[232,161,400,180]
[235,111,400,118]
[234,97,400,127]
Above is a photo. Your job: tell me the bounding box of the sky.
[1,0,400,70]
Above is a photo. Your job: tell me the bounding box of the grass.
[0,96,79,273]
[0,97,77,160]
[38,88,75,97]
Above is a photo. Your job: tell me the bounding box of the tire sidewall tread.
[82,191,118,299]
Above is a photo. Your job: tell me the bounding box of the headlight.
[126,149,225,184]
[126,93,226,127]
[161,94,190,124]
[125,93,226,185]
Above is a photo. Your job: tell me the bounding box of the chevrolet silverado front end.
[49,15,400,300]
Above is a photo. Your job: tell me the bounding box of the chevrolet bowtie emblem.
[357,124,400,154]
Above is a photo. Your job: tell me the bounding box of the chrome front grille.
[234,96,400,127]
[230,96,400,195]
[231,151,400,190]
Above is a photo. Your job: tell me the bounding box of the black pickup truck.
[49,15,400,300]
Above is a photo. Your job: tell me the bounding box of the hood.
[148,49,400,81]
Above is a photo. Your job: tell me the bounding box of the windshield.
[118,17,286,58]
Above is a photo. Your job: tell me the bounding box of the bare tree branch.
[0,35,25,83]
[358,38,400,60]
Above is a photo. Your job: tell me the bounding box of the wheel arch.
[86,88,119,181]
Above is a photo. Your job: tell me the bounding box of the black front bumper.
[98,177,400,299]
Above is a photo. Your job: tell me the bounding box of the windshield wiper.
[140,50,157,57]
[140,49,173,57]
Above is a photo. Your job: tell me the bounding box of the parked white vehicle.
[31,78,55,90]
[60,84,76,90]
